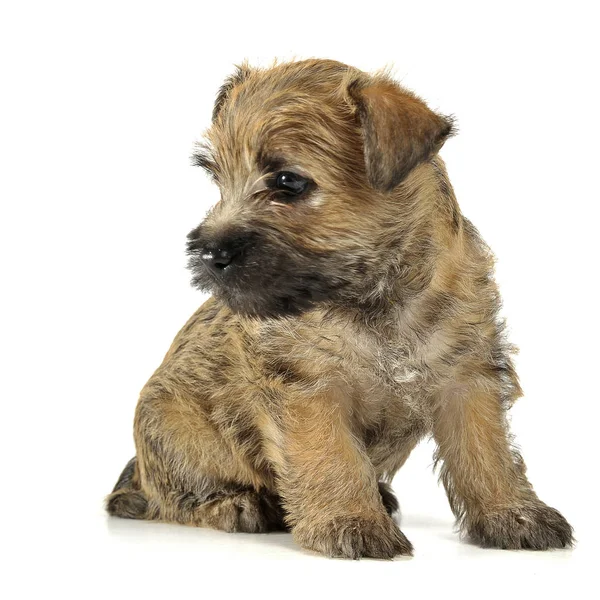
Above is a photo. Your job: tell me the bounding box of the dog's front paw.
[467,503,574,550]
[294,514,413,559]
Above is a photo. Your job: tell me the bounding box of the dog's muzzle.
[187,225,346,317]
[200,247,239,275]
[189,230,253,278]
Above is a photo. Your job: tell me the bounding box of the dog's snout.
[201,248,238,273]
[200,236,252,275]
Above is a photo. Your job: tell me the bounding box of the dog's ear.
[346,74,454,191]
[212,63,253,122]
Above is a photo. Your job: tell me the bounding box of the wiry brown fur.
[106,59,573,558]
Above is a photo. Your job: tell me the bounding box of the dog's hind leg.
[378,481,399,516]
[106,388,286,533]
[106,457,151,520]
[167,485,287,533]
[107,459,286,531]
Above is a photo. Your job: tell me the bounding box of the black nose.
[201,246,243,275]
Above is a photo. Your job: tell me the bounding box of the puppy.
[106,59,573,558]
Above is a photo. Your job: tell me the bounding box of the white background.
[1,1,598,598]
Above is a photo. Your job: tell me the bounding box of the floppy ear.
[347,75,454,191]
[212,62,253,122]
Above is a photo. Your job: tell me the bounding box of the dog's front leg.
[433,379,573,549]
[258,391,412,559]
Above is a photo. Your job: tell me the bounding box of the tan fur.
[106,59,572,558]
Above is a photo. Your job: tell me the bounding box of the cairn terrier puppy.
[106,59,573,558]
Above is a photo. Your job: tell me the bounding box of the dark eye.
[274,171,310,196]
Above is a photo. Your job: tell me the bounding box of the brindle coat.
[106,59,573,558]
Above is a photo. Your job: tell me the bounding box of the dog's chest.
[257,309,439,412]
[332,320,435,463]
[309,312,436,413]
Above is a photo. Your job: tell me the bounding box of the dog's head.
[187,59,454,317]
